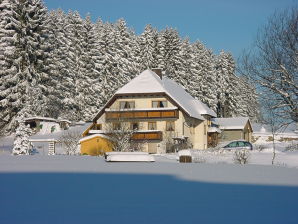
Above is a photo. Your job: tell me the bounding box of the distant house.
[24,116,71,134]
[213,117,253,142]
[58,119,72,130]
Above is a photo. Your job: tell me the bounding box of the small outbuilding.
[214,117,253,142]
[79,134,113,156]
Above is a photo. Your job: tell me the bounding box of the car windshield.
[244,142,251,146]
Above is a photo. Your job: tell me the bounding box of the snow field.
[0,155,298,224]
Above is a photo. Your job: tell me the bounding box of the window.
[166,121,175,131]
[131,122,139,130]
[238,141,245,147]
[244,142,251,147]
[148,122,157,130]
[226,142,238,148]
[152,100,167,108]
[113,123,121,130]
[207,117,211,127]
[95,124,102,130]
[120,101,135,109]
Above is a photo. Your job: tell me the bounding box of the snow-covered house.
[213,117,253,142]
[24,117,60,133]
[82,69,219,154]
[24,117,71,134]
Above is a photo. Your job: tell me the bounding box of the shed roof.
[79,134,113,143]
[24,116,57,122]
[213,117,250,130]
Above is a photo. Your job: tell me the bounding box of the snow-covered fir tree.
[159,27,183,83]
[190,41,217,110]
[0,0,48,134]
[112,18,137,82]
[45,9,74,118]
[77,15,103,120]
[12,118,32,155]
[215,51,237,117]
[95,21,120,103]
[137,24,159,70]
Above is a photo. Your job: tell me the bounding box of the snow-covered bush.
[233,149,250,164]
[254,144,266,152]
[12,121,32,155]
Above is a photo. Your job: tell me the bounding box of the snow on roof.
[29,139,57,142]
[117,69,165,94]
[79,134,113,143]
[214,117,250,130]
[116,69,216,119]
[58,119,71,123]
[24,116,57,122]
[178,149,192,156]
[208,127,222,133]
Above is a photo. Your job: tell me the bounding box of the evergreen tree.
[77,15,103,120]
[190,41,217,109]
[215,51,235,117]
[45,9,73,118]
[159,27,183,82]
[95,21,119,103]
[12,118,32,155]
[138,24,159,70]
[0,0,48,134]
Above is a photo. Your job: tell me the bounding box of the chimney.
[152,68,162,79]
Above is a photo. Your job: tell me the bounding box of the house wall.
[91,96,210,153]
[243,122,253,142]
[80,136,113,156]
[219,130,243,142]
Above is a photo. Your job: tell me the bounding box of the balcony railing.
[105,108,178,120]
[131,131,162,141]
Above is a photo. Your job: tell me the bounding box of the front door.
[148,143,157,154]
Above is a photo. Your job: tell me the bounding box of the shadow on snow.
[0,172,298,224]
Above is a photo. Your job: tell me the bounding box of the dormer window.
[120,101,135,109]
[152,100,167,108]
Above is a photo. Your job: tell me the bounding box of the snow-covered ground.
[0,155,298,224]
[1,126,298,223]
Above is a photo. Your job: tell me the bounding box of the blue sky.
[44,0,295,58]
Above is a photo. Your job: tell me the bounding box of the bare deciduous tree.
[239,7,298,124]
[104,121,135,152]
[59,130,81,155]
[261,97,284,165]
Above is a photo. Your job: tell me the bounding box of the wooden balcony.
[106,108,178,120]
[131,131,162,141]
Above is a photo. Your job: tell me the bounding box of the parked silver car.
[223,140,253,150]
